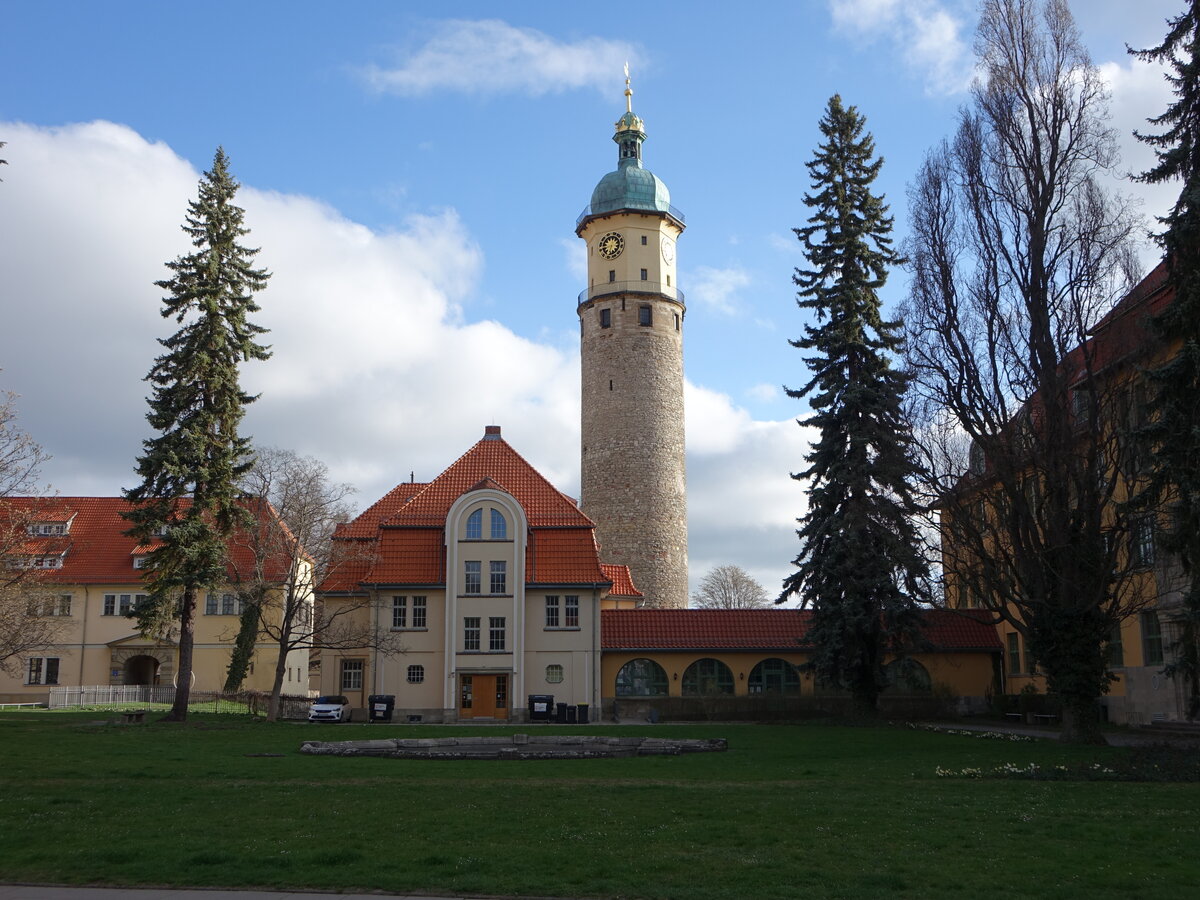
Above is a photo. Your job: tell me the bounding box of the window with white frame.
[133,555,149,569]
[392,595,407,629]
[464,561,481,594]
[545,664,564,684]
[565,595,579,628]
[340,659,364,691]
[466,508,483,540]
[407,664,425,684]
[464,616,481,651]
[104,593,147,616]
[489,616,506,651]
[31,594,72,617]
[490,509,507,540]
[412,596,427,628]
[490,560,507,594]
[27,657,60,685]
[545,595,560,628]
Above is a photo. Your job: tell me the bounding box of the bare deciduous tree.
[0,386,63,674]
[228,447,402,721]
[691,565,770,609]
[902,0,1148,743]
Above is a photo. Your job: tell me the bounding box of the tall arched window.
[748,658,800,694]
[682,658,734,696]
[615,658,668,696]
[465,509,482,540]
[490,508,507,540]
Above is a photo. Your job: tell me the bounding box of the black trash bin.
[566,704,578,724]
[368,694,395,723]
[576,702,589,724]
[556,702,568,723]
[528,694,554,722]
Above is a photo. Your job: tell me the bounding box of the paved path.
[0,888,554,900]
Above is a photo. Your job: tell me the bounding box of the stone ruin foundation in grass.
[300,733,728,760]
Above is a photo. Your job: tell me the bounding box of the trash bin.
[566,704,578,724]
[528,694,554,722]
[557,702,568,723]
[368,694,395,723]
[576,702,589,724]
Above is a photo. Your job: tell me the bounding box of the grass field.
[0,712,1197,899]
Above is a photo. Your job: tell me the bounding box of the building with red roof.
[315,425,617,721]
[0,497,311,703]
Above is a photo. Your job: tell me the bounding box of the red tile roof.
[0,497,295,585]
[322,428,608,591]
[601,608,1002,652]
[601,564,642,598]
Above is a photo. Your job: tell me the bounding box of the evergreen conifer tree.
[781,95,927,715]
[123,148,270,721]
[1132,4,1200,719]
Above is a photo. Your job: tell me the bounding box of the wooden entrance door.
[459,674,509,719]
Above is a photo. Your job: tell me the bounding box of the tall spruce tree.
[123,148,270,721]
[1132,4,1200,719]
[781,95,927,715]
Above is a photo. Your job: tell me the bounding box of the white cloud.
[0,119,811,602]
[689,265,751,315]
[362,20,639,97]
[746,383,780,403]
[560,237,587,281]
[827,0,973,95]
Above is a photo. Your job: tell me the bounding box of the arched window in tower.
[466,509,482,540]
[490,508,507,540]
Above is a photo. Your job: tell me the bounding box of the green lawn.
[0,712,1196,899]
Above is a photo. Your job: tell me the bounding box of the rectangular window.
[565,595,579,628]
[600,308,611,328]
[489,616,506,651]
[340,659,364,691]
[641,235,648,245]
[638,305,652,326]
[1007,633,1021,675]
[205,593,217,615]
[464,616,481,651]
[55,594,71,616]
[1105,625,1124,668]
[464,561,481,594]
[412,596,427,628]
[490,560,507,594]
[1131,517,1156,568]
[392,596,407,629]
[1142,612,1164,667]
[640,268,648,280]
[103,594,116,616]
[27,657,59,685]
[545,595,560,628]
[220,593,237,615]
[608,269,616,283]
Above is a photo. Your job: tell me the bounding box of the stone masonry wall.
[580,290,688,608]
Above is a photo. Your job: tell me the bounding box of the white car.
[308,695,351,723]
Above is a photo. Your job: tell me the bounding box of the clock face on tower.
[660,236,675,264]
[598,232,624,260]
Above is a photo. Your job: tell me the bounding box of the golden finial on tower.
[624,61,633,113]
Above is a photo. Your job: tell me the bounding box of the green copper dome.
[576,75,684,230]
[589,164,672,216]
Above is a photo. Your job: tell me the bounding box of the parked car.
[308,695,351,723]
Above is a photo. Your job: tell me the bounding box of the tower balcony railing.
[578,281,685,306]
[576,203,686,230]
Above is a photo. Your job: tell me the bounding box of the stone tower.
[575,74,688,609]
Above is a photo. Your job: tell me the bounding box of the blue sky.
[0,0,1182,598]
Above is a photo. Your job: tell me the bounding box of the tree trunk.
[267,612,293,722]
[1059,697,1108,745]
[163,586,196,722]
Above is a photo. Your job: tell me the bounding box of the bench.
[1031,713,1059,725]
[120,711,146,724]
[1005,712,1022,721]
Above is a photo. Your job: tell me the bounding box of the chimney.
[484,425,502,440]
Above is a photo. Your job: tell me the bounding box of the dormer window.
[32,555,65,569]
[28,522,68,536]
[133,556,149,570]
